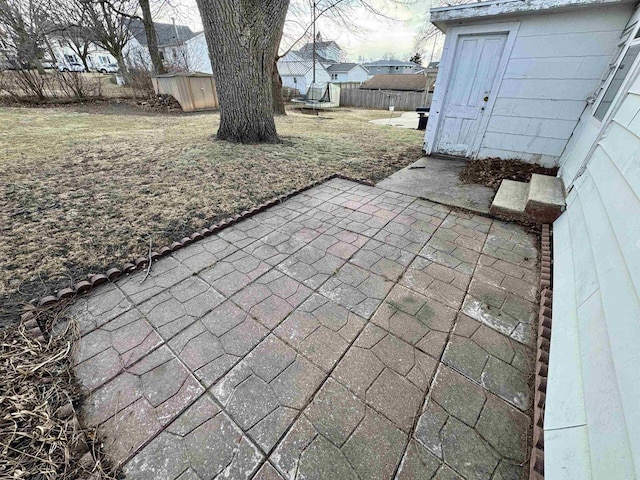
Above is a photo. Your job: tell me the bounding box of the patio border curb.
[20,173,376,337]
[530,223,552,480]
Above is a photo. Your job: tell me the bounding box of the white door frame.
[424,21,520,158]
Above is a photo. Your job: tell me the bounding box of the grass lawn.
[0,104,423,323]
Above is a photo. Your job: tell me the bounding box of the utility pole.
[312,1,316,84]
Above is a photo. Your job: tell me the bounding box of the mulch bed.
[0,308,120,479]
[459,158,559,191]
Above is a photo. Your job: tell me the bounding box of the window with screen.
[594,43,640,120]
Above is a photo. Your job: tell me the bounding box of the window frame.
[591,21,640,125]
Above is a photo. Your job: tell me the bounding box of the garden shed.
[423,0,636,166]
[151,72,218,112]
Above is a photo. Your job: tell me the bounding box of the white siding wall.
[311,64,331,84]
[184,34,212,74]
[477,5,633,166]
[547,70,640,479]
[124,37,152,69]
[334,72,349,82]
[282,75,306,93]
[347,66,369,83]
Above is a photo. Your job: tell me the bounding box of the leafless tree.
[414,0,476,63]
[0,0,52,70]
[97,0,167,74]
[196,0,290,143]
[272,0,411,114]
[48,0,95,71]
[82,0,135,74]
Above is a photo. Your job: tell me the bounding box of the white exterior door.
[434,33,507,157]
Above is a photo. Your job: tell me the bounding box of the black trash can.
[416,107,430,130]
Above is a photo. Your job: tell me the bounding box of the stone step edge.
[527,174,566,209]
[489,179,530,223]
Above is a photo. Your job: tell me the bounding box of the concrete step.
[489,180,530,222]
[525,174,565,223]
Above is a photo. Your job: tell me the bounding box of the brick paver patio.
[69,178,538,480]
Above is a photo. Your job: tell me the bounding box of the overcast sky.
[159,0,442,63]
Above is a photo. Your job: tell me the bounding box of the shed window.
[594,43,640,120]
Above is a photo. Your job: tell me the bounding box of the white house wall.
[480,5,633,165]
[347,66,369,83]
[547,67,640,480]
[184,34,212,74]
[426,3,633,165]
[282,75,306,93]
[124,38,152,69]
[311,63,331,84]
[49,38,117,69]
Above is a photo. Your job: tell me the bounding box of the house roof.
[360,74,429,91]
[129,19,199,47]
[279,60,312,76]
[295,41,340,64]
[297,41,340,54]
[326,63,364,73]
[364,59,419,68]
[430,0,636,30]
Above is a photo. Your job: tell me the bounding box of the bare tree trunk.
[138,0,166,74]
[79,54,90,72]
[197,0,289,143]
[113,48,127,77]
[272,56,286,115]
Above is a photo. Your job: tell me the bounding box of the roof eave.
[430,0,636,31]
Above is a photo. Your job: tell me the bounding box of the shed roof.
[430,0,636,30]
[154,72,213,78]
[360,74,429,91]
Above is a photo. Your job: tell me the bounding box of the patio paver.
[69,178,538,479]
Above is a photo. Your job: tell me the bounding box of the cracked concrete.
[68,178,538,479]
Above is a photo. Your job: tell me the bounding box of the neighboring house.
[48,35,117,71]
[363,60,422,76]
[183,32,212,74]
[326,63,369,83]
[296,39,341,64]
[277,51,330,94]
[425,0,640,478]
[125,19,200,70]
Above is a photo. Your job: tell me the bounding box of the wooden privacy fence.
[339,88,433,111]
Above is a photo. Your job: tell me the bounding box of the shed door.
[435,33,507,157]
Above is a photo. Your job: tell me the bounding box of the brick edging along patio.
[20,173,376,341]
[531,223,552,480]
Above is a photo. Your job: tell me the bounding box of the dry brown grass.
[0,104,423,322]
[0,71,138,101]
[0,310,118,479]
